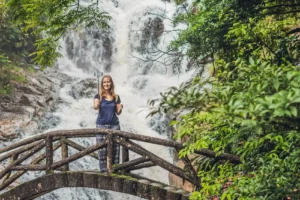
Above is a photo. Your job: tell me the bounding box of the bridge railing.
[0,129,240,192]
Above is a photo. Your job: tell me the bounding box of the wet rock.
[38,113,61,133]
[0,68,70,139]
[19,94,33,106]
[15,84,43,95]
[70,78,98,99]
[65,35,75,59]
[0,129,18,141]
[102,36,113,72]
[148,114,170,136]
[69,86,80,100]
[111,0,119,7]
[63,27,115,74]
[139,17,164,54]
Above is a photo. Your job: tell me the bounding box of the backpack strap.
[114,94,119,103]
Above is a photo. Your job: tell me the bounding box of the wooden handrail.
[114,137,199,187]
[0,142,45,180]
[61,137,69,171]
[0,128,242,194]
[0,129,240,163]
[51,140,107,170]
[0,141,62,191]
[45,135,53,174]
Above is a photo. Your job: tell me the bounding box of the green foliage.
[0,0,37,94]
[171,0,300,66]
[156,2,300,197]
[0,0,36,62]
[0,55,26,94]
[153,58,300,199]
[5,0,111,67]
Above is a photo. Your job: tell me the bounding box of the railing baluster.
[0,142,60,191]
[61,137,69,172]
[107,134,113,173]
[122,137,129,163]
[45,135,53,174]
[1,154,18,184]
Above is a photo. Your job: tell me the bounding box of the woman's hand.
[116,104,123,115]
[94,98,100,110]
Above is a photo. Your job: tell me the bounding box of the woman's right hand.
[94,98,100,110]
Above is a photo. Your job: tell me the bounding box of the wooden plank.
[107,134,113,173]
[0,129,240,163]
[51,140,106,170]
[126,162,156,171]
[46,136,53,174]
[0,141,61,191]
[0,141,41,162]
[122,138,129,163]
[114,138,199,186]
[1,154,18,185]
[0,141,45,180]
[10,165,46,171]
[0,136,45,154]
[113,156,150,172]
[63,138,98,160]
[61,137,69,171]
[181,156,200,186]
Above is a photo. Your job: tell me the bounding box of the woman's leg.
[96,124,108,173]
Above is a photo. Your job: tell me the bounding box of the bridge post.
[122,138,129,163]
[107,134,113,173]
[45,135,53,174]
[61,137,69,172]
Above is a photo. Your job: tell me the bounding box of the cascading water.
[29,0,195,199]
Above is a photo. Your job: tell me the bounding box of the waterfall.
[31,0,195,199]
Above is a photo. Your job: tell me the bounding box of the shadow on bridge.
[0,129,240,200]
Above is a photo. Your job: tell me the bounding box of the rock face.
[64,27,114,74]
[168,133,198,192]
[69,78,98,100]
[168,156,197,193]
[0,68,72,141]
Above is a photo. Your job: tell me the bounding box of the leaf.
[290,106,297,117]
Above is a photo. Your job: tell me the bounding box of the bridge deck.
[0,171,190,200]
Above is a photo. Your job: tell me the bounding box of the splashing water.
[33,0,196,199]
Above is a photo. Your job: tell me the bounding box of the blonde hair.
[99,75,117,100]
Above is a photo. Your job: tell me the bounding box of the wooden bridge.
[0,129,240,200]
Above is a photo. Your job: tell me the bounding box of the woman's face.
[102,77,112,91]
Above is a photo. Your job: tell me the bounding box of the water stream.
[24,0,194,199]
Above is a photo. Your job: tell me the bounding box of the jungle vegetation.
[150,0,300,199]
[1,0,300,199]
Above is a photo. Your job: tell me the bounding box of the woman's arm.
[94,98,100,110]
[116,104,123,115]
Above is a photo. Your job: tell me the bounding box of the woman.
[94,75,123,173]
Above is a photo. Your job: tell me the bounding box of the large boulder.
[0,68,71,141]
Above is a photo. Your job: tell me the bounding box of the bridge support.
[0,172,190,200]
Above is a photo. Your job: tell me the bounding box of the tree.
[5,0,111,67]
[149,0,300,199]
[170,0,300,67]
[152,58,300,199]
